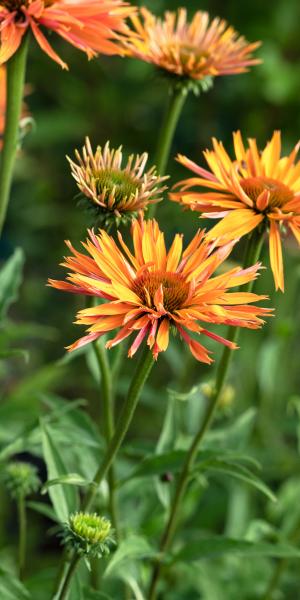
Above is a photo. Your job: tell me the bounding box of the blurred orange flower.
[120,8,261,84]
[171,131,300,292]
[49,219,271,362]
[0,0,135,69]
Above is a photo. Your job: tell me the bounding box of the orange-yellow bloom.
[49,219,271,362]
[0,0,135,70]
[120,7,261,83]
[171,131,300,292]
[68,138,167,227]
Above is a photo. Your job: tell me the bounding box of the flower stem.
[148,229,265,600]
[84,347,154,510]
[18,496,26,580]
[0,35,29,236]
[53,349,154,599]
[262,523,300,600]
[92,340,119,539]
[55,555,80,600]
[149,85,188,218]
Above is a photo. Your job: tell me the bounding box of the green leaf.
[116,570,146,600]
[0,348,29,363]
[0,248,24,320]
[26,500,59,522]
[119,449,186,484]
[207,408,257,449]
[121,447,274,502]
[80,589,114,599]
[173,536,300,562]
[104,536,156,577]
[42,473,93,494]
[0,567,30,599]
[41,422,78,522]
[198,458,276,502]
[155,396,177,508]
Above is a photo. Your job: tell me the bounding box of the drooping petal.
[269,221,284,292]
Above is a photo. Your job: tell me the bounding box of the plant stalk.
[92,340,119,539]
[149,85,188,218]
[0,35,29,236]
[55,555,80,600]
[18,496,26,580]
[148,229,265,600]
[53,348,154,599]
[262,523,300,600]
[84,347,154,510]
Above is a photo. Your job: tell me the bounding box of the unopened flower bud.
[1,461,40,499]
[62,512,114,559]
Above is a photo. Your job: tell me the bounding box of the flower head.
[49,219,271,363]
[1,461,40,499]
[171,131,300,291]
[0,0,135,69]
[120,8,261,92]
[62,512,113,559]
[68,138,167,227]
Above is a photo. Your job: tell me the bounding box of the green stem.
[148,229,265,600]
[18,496,26,580]
[0,35,29,236]
[53,349,154,599]
[84,348,154,510]
[149,85,188,218]
[262,524,300,600]
[55,555,80,600]
[92,340,119,539]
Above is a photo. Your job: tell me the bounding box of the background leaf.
[41,422,78,522]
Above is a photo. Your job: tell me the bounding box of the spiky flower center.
[70,512,111,544]
[132,270,189,313]
[94,168,140,206]
[178,44,209,66]
[240,176,293,210]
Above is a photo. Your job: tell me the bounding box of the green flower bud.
[62,512,114,559]
[1,461,40,499]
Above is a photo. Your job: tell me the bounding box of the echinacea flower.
[68,138,168,227]
[48,219,271,363]
[62,512,113,559]
[120,7,261,91]
[0,0,135,69]
[171,131,300,292]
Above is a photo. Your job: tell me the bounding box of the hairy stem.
[0,35,29,236]
[55,555,80,600]
[148,229,265,600]
[149,85,187,218]
[53,348,154,598]
[93,340,119,539]
[18,496,26,580]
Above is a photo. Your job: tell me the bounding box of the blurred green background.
[1,0,300,598]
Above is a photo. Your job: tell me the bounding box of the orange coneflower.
[0,0,135,69]
[171,131,300,292]
[120,7,261,87]
[49,219,271,362]
[68,138,168,227]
